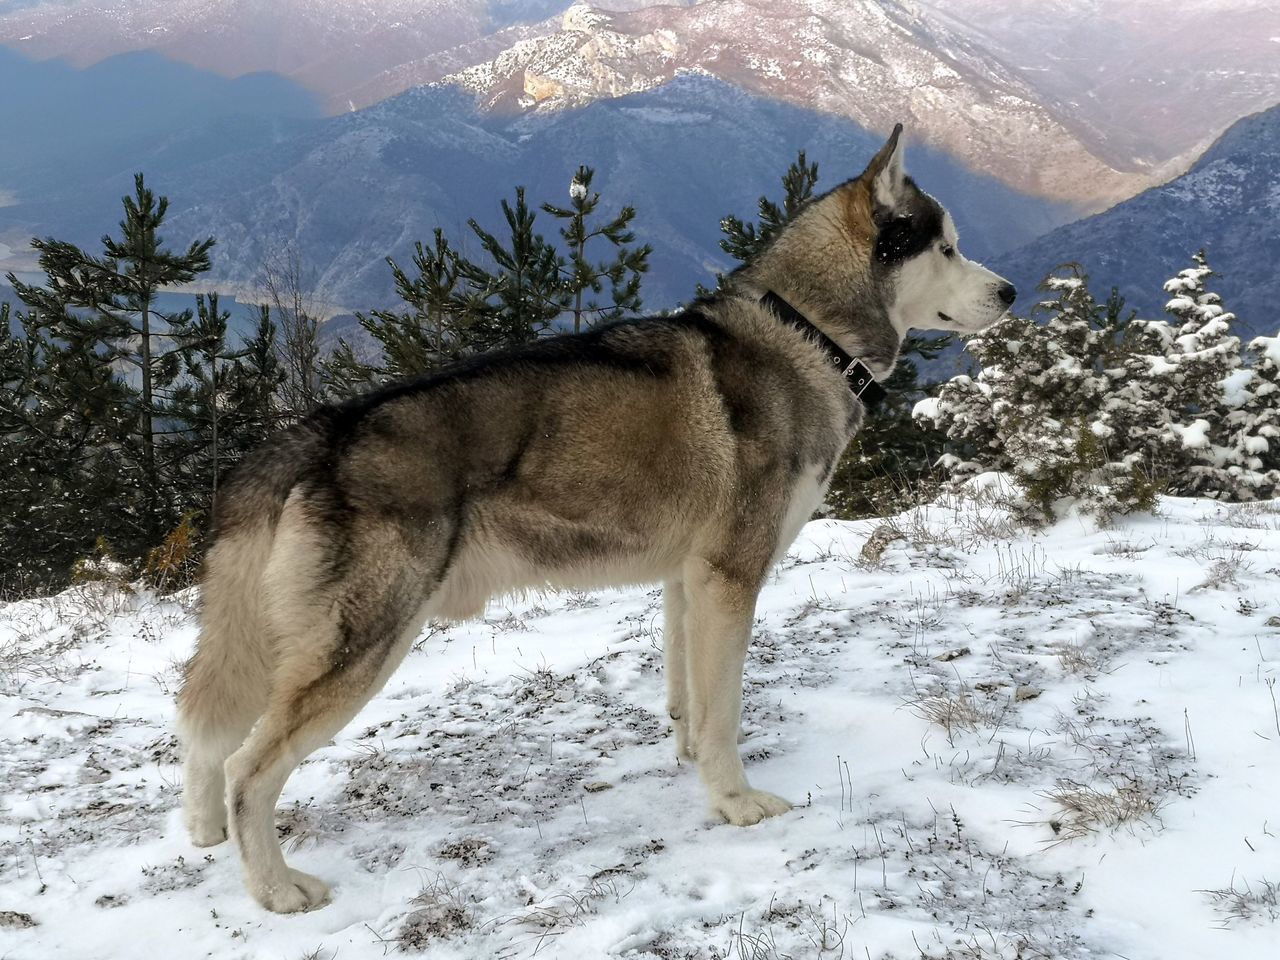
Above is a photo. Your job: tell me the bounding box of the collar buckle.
[762,291,887,409]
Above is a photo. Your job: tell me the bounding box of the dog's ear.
[862,124,906,210]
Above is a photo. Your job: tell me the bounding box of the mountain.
[8,1,1275,211]
[435,0,1147,207]
[0,1,659,112]
[912,0,1280,169]
[992,103,1280,340]
[0,47,320,204]
[0,75,1076,318]
[0,0,499,110]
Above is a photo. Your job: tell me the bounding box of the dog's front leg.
[683,559,791,826]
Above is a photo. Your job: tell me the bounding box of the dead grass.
[1216,500,1280,531]
[0,627,85,694]
[855,481,1033,566]
[1200,875,1279,928]
[1175,532,1259,592]
[725,898,856,960]
[516,874,632,933]
[1096,536,1150,560]
[1054,642,1100,676]
[394,874,475,951]
[906,691,1004,747]
[1042,777,1164,841]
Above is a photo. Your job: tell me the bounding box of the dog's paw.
[713,789,792,826]
[188,822,228,847]
[184,811,228,847]
[254,868,332,914]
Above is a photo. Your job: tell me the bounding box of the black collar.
[761,291,887,408]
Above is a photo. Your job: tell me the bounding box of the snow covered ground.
[2,480,1278,958]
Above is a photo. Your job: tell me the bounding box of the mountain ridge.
[993,102,1280,340]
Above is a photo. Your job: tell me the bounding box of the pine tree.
[459,186,569,345]
[0,298,134,592]
[6,173,215,545]
[542,166,651,333]
[231,306,286,449]
[1158,251,1249,497]
[919,265,1157,521]
[916,310,1033,480]
[170,293,230,502]
[719,151,819,262]
[1239,331,1280,497]
[324,229,470,394]
[922,257,1264,519]
[169,293,284,503]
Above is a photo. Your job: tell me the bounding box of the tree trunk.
[139,281,156,540]
[574,227,585,335]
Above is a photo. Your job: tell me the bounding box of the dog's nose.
[997,282,1017,306]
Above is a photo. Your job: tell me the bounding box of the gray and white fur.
[175,125,1015,912]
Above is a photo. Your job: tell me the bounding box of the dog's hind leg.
[225,507,438,913]
[177,529,275,847]
[683,557,791,827]
[663,579,694,760]
[223,576,429,913]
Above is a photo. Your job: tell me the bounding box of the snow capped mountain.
[2,0,1276,309]
[5,1,1276,210]
[0,73,1075,319]
[436,0,1146,206]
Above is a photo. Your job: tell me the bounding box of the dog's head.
[858,125,1016,334]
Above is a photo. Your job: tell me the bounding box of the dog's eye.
[941,245,956,259]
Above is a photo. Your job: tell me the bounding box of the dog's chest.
[770,462,831,566]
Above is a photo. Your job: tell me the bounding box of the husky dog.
[176,125,1015,912]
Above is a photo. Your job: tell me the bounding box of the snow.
[1252,333,1280,368]
[2,489,1280,957]
[911,395,941,424]
[1173,417,1213,449]
[1222,367,1256,408]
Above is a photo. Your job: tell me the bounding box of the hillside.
[438,0,1146,205]
[0,47,320,204]
[994,103,1280,340]
[912,0,1280,168]
[1,75,1077,316]
[2,483,1278,956]
[5,1,1277,210]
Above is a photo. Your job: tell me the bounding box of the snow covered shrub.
[70,536,134,589]
[915,265,1129,521]
[1156,253,1260,499]
[918,255,1266,521]
[1236,331,1280,497]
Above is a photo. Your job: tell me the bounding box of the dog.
[175,124,1016,913]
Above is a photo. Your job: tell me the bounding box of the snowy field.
[2,480,1279,959]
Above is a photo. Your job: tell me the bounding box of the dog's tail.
[176,420,330,834]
